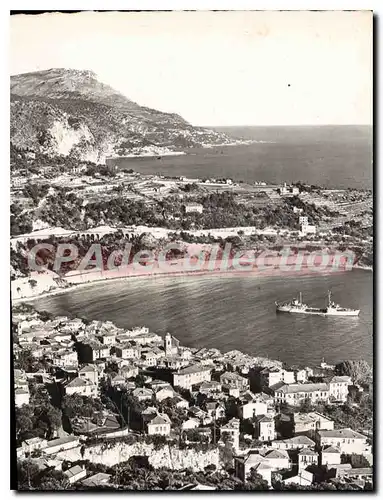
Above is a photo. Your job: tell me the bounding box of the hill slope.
[10,68,235,163]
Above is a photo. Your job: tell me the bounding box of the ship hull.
[276,306,360,317]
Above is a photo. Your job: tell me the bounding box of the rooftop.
[45,436,79,449]
[299,447,318,456]
[318,428,367,440]
[149,413,171,425]
[323,445,341,454]
[176,364,211,375]
[276,383,329,394]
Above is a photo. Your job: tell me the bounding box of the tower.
[165,333,172,356]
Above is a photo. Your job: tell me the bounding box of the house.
[81,472,112,488]
[220,371,249,390]
[321,445,341,466]
[263,449,290,470]
[183,203,203,214]
[114,343,140,360]
[255,415,276,442]
[111,374,127,388]
[97,332,116,345]
[197,380,223,397]
[316,428,370,455]
[204,401,226,420]
[234,452,272,485]
[132,387,153,402]
[293,412,334,435]
[182,418,200,431]
[21,437,48,453]
[328,376,352,402]
[147,413,171,436]
[64,465,87,484]
[239,392,268,420]
[173,395,189,410]
[141,350,159,367]
[260,367,283,389]
[79,342,110,362]
[298,448,319,471]
[295,369,308,383]
[64,377,97,397]
[274,383,330,406]
[173,364,211,390]
[271,435,316,451]
[131,332,163,345]
[155,385,177,402]
[52,350,78,368]
[283,469,314,487]
[119,364,139,379]
[162,356,187,370]
[78,364,99,385]
[336,467,373,481]
[300,223,316,236]
[15,388,30,407]
[220,418,240,450]
[149,379,170,391]
[43,436,80,455]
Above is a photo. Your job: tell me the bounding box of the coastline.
[13,262,373,305]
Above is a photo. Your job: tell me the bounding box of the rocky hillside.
[10,68,235,163]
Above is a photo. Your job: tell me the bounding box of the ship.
[275,290,360,317]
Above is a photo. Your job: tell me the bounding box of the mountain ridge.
[10,68,236,163]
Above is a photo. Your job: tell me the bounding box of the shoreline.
[13,263,373,305]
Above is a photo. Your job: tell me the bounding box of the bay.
[31,269,373,367]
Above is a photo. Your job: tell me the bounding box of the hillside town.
[14,304,373,491]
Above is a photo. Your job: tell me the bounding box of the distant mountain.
[10,68,236,163]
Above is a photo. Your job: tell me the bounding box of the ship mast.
[299,292,302,304]
[328,290,332,307]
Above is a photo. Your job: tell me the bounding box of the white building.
[274,383,330,406]
[147,413,171,436]
[300,223,317,236]
[64,377,97,397]
[298,448,318,471]
[256,415,276,442]
[316,428,370,455]
[43,436,80,455]
[15,388,30,407]
[321,445,341,466]
[184,203,204,214]
[328,376,352,402]
[294,412,334,435]
[64,465,87,484]
[173,364,211,390]
[114,344,140,359]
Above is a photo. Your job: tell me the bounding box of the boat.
[275,290,360,317]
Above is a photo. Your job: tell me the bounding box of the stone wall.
[56,442,220,471]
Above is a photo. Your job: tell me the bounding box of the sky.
[10,11,372,126]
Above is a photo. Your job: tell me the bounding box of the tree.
[335,360,372,385]
[28,279,38,290]
[235,468,269,490]
[17,460,68,490]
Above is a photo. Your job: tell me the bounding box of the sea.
[110,125,373,190]
[32,125,373,367]
[32,269,372,367]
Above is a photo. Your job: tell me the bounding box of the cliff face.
[56,443,220,470]
[10,68,233,163]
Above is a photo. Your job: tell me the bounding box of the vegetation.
[335,360,372,385]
